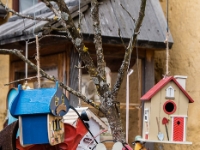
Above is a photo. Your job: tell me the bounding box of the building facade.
[154,0,200,149]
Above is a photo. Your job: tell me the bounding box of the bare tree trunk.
[90,0,147,143]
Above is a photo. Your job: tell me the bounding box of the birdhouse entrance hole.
[163,100,176,115]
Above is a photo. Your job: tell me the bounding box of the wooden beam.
[12,0,19,12]
[141,49,155,149]
[144,50,155,92]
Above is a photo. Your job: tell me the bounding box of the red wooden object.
[173,117,184,141]
[122,144,133,150]
[59,118,88,150]
[162,117,169,125]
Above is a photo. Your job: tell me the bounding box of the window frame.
[166,85,175,99]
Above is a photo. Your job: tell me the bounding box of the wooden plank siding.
[9,53,66,88]
[69,47,79,107]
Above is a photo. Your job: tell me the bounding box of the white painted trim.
[166,86,175,98]
[19,116,23,146]
[171,116,174,141]
[174,75,188,79]
[142,110,145,139]
[183,117,186,141]
[170,115,188,118]
[144,108,149,122]
[139,139,192,145]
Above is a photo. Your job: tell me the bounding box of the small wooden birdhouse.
[9,82,70,146]
[63,107,108,150]
[140,76,194,144]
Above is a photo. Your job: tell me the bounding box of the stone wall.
[154,0,200,149]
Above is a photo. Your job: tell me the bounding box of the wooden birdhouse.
[140,76,194,144]
[9,82,70,146]
[63,107,108,150]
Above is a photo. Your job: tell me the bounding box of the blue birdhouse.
[9,82,70,146]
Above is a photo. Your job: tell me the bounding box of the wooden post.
[12,0,19,12]
[141,49,155,149]
[144,50,155,92]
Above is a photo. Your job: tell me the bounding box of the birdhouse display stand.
[140,76,194,144]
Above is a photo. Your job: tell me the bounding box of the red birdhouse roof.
[140,76,194,103]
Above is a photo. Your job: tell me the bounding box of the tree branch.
[42,0,61,20]
[0,49,100,111]
[4,76,40,86]
[0,1,56,22]
[120,4,135,23]
[43,0,109,98]
[44,0,98,78]
[112,0,147,97]
[91,0,107,95]
[118,28,127,50]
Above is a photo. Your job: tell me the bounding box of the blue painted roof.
[7,88,18,124]
[10,85,57,116]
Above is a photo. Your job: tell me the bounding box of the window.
[10,53,64,89]
[163,100,176,115]
[166,86,175,98]
[144,109,149,122]
[13,0,39,12]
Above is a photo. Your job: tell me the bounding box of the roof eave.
[140,76,194,103]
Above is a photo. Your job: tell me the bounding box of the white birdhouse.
[140,76,194,144]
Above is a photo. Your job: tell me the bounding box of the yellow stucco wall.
[154,0,200,149]
[0,0,12,24]
[0,0,12,130]
[0,56,9,129]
